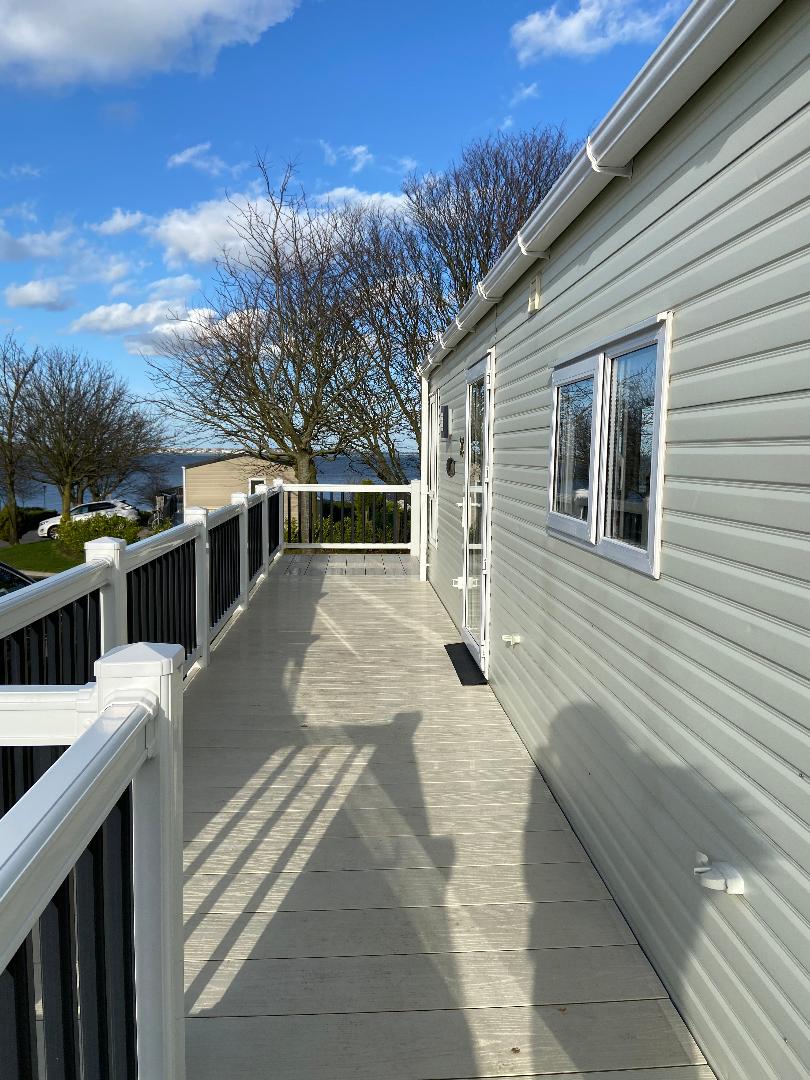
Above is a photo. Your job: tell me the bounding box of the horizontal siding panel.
[664,479,810,534]
[666,344,810,408]
[664,443,810,486]
[663,513,810,584]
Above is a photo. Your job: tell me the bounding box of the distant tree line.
[151,126,577,484]
[0,337,166,543]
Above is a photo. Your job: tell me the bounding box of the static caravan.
[183,453,294,510]
[421,1,810,1078]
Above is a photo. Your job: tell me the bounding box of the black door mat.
[445,643,488,685]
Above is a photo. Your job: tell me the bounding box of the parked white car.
[38,500,139,540]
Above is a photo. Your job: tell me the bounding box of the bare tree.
[403,126,576,312]
[338,208,447,482]
[0,335,39,543]
[150,164,365,488]
[23,348,165,518]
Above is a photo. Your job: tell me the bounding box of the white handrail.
[0,697,155,972]
[283,483,412,493]
[0,560,111,639]
[123,522,198,571]
[208,502,241,528]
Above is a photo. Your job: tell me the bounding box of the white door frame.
[461,352,494,675]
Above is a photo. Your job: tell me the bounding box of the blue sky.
[0,0,688,397]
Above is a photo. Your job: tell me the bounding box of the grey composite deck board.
[183,573,709,1077]
[185,861,611,915]
[185,943,664,1015]
[185,1000,703,1079]
[184,900,636,960]
[183,827,586,874]
[183,799,570,842]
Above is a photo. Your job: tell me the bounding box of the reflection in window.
[604,344,656,548]
[553,376,594,520]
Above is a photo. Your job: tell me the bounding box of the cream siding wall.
[427,4,810,1078]
[184,456,294,511]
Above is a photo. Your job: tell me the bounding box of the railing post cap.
[254,484,269,494]
[183,505,208,521]
[95,642,186,678]
[85,536,127,553]
[271,477,284,489]
[231,492,249,505]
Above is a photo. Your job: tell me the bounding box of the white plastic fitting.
[693,852,744,894]
[501,634,522,647]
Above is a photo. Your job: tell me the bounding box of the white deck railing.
[281,481,421,554]
[0,643,185,1078]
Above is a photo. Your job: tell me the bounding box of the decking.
[182,562,713,1079]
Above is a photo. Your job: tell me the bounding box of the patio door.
[462,355,493,673]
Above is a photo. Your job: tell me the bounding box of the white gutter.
[421,0,783,376]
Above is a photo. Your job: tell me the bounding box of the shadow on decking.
[180,570,713,1079]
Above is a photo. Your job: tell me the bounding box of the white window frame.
[427,389,440,548]
[548,313,671,578]
[548,354,603,544]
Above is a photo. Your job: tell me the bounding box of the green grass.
[0,540,82,574]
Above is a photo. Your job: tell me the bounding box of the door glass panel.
[464,377,485,646]
[553,376,593,521]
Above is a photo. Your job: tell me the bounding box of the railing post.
[85,537,127,653]
[231,493,249,611]
[409,480,421,562]
[95,643,186,1080]
[273,478,285,554]
[183,507,210,669]
[255,484,270,579]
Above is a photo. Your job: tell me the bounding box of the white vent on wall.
[528,275,541,314]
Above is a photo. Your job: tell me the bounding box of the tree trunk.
[295,450,315,542]
[5,493,19,545]
[61,482,72,520]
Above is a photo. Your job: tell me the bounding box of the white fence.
[0,643,184,1078]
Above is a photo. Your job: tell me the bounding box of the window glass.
[553,376,594,521]
[72,504,90,516]
[604,344,656,548]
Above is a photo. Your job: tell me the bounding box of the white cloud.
[0,223,70,260]
[70,298,180,334]
[0,0,300,85]
[167,142,244,177]
[398,156,418,173]
[147,273,201,298]
[0,163,42,180]
[319,141,374,173]
[509,81,539,106]
[500,115,514,130]
[1,200,37,222]
[511,0,686,61]
[149,192,252,266]
[125,307,216,354]
[315,187,407,213]
[91,207,146,235]
[4,278,71,311]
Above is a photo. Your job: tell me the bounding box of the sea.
[19,451,420,512]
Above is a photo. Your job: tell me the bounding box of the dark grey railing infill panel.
[0,590,102,687]
[209,515,240,629]
[248,501,263,580]
[0,748,137,1080]
[268,491,281,556]
[284,488,412,545]
[127,540,197,659]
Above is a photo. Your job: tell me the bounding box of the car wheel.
[47,526,59,540]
